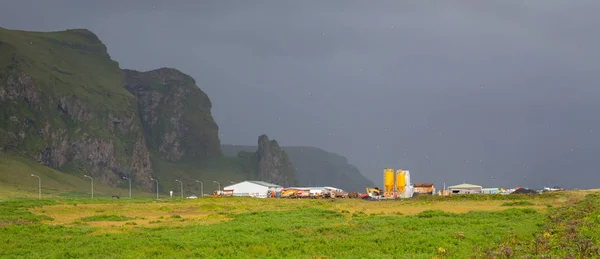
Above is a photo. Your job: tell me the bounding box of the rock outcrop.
[222,144,375,192]
[0,27,154,191]
[123,68,222,162]
[255,135,297,186]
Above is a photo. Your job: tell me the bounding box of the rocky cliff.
[256,135,296,186]
[123,68,221,162]
[234,135,297,186]
[222,145,375,192]
[0,27,154,190]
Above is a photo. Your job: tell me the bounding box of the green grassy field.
[1,191,599,258]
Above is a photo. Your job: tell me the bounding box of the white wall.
[223,181,269,196]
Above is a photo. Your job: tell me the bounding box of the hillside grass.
[0,151,257,200]
[0,154,153,199]
[0,190,597,258]
[0,27,133,113]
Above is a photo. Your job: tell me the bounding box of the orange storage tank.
[383,168,394,197]
[396,169,405,194]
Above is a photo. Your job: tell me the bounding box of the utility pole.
[195,180,203,197]
[84,175,93,199]
[150,178,158,199]
[31,174,41,199]
[123,176,132,199]
[175,179,183,198]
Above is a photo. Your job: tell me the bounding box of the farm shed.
[223,181,283,198]
[448,183,482,194]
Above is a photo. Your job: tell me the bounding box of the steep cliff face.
[123,68,221,162]
[255,135,297,186]
[0,27,154,190]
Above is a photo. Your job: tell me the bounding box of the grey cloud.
[1,1,599,190]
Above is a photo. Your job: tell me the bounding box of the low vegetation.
[0,190,598,258]
[80,214,133,222]
[501,201,535,206]
[475,193,600,258]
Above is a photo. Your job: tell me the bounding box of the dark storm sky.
[2,0,599,190]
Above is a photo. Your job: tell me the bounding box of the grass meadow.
[1,191,599,258]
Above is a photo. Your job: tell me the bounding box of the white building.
[222,181,283,198]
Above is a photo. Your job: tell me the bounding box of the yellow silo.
[383,168,395,197]
[396,169,405,197]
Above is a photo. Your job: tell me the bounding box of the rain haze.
[2,0,599,190]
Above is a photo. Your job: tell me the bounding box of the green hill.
[222,145,374,192]
[0,27,155,191]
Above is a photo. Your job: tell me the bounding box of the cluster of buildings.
[214,181,346,198]
[204,171,565,199]
[431,183,561,196]
[435,183,501,196]
[382,168,561,197]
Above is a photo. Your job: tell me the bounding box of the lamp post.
[123,176,131,199]
[195,180,203,197]
[213,181,221,192]
[150,178,158,199]
[175,179,183,198]
[31,174,41,199]
[84,175,93,199]
[230,181,235,184]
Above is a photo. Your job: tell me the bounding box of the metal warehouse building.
[448,183,482,194]
[223,181,282,198]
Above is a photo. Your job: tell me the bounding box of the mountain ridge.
[0,27,304,195]
[222,144,374,192]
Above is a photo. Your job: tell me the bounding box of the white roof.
[223,180,282,190]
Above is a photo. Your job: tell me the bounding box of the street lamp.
[213,181,221,192]
[195,180,203,197]
[31,174,41,199]
[230,181,235,184]
[123,176,131,199]
[175,179,183,198]
[84,175,93,199]
[150,178,158,199]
